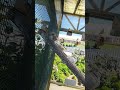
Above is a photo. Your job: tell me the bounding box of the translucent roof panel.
[64,0,85,16]
[75,0,85,15]
[64,0,77,13]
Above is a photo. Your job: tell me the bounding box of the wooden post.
[110,16,120,36]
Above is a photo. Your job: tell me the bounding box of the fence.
[35,0,62,90]
[86,49,120,89]
[86,49,120,60]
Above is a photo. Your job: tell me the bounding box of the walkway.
[49,83,85,90]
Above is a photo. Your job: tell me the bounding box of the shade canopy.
[63,0,85,16]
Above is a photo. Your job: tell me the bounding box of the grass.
[62,42,85,49]
[63,42,74,46]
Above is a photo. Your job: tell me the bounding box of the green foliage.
[100,86,112,90]
[85,41,90,49]
[92,55,120,90]
[51,54,85,83]
[112,80,120,89]
[76,57,85,73]
[62,42,75,47]
[51,54,72,83]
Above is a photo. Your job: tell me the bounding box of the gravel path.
[49,83,85,90]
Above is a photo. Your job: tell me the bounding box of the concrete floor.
[49,83,85,90]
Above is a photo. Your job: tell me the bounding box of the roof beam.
[100,0,105,11]
[86,9,120,20]
[77,17,80,30]
[73,0,81,14]
[63,12,85,17]
[88,0,99,10]
[61,0,64,15]
[60,28,84,34]
[105,0,120,12]
[65,14,76,30]
[79,26,85,31]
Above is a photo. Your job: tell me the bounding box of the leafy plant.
[51,54,85,84]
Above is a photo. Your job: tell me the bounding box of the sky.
[61,15,85,32]
[35,4,84,40]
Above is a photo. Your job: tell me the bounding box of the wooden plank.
[111,16,120,36]
[86,9,120,20]
[61,0,64,15]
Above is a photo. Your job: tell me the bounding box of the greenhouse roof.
[63,0,85,16]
